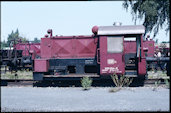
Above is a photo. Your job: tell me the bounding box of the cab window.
[107,36,123,53]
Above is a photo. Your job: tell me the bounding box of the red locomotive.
[0,41,41,71]
[14,42,41,70]
[1,24,169,83]
[33,25,149,83]
[15,42,41,59]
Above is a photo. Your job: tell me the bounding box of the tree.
[1,40,8,49]
[33,37,40,43]
[7,29,28,46]
[155,39,158,44]
[123,0,170,38]
[7,30,14,46]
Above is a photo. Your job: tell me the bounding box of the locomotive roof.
[97,25,145,35]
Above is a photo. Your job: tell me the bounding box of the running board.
[44,74,100,78]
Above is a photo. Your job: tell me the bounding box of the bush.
[110,73,133,87]
[109,73,133,93]
[81,76,92,90]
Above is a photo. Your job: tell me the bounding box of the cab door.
[99,36,125,75]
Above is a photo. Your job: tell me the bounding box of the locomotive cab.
[94,25,147,78]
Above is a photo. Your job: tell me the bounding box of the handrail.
[97,48,100,64]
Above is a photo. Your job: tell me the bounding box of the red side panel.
[41,38,51,58]
[51,39,73,58]
[31,43,41,57]
[100,36,125,75]
[124,40,155,57]
[41,36,97,59]
[143,40,155,57]
[34,59,49,72]
[15,44,29,56]
[15,43,41,59]
[75,38,97,57]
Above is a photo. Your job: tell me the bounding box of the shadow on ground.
[33,78,144,87]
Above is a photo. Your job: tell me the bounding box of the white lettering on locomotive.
[107,59,117,64]
[102,67,122,73]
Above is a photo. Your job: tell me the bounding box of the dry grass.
[148,70,169,79]
[110,73,133,87]
[148,70,170,90]
[1,67,32,79]
[109,73,133,93]
[109,87,122,93]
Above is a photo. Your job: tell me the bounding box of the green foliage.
[161,41,170,43]
[81,76,93,90]
[1,40,8,49]
[33,37,40,43]
[153,80,161,91]
[1,67,33,80]
[155,39,158,44]
[7,29,28,46]
[110,73,133,87]
[123,0,170,38]
[155,80,161,87]
[109,73,133,93]
[164,79,170,89]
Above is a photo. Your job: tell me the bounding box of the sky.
[1,1,170,43]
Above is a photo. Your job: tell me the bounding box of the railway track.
[1,79,34,87]
[1,78,169,87]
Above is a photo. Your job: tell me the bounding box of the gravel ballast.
[1,86,170,112]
